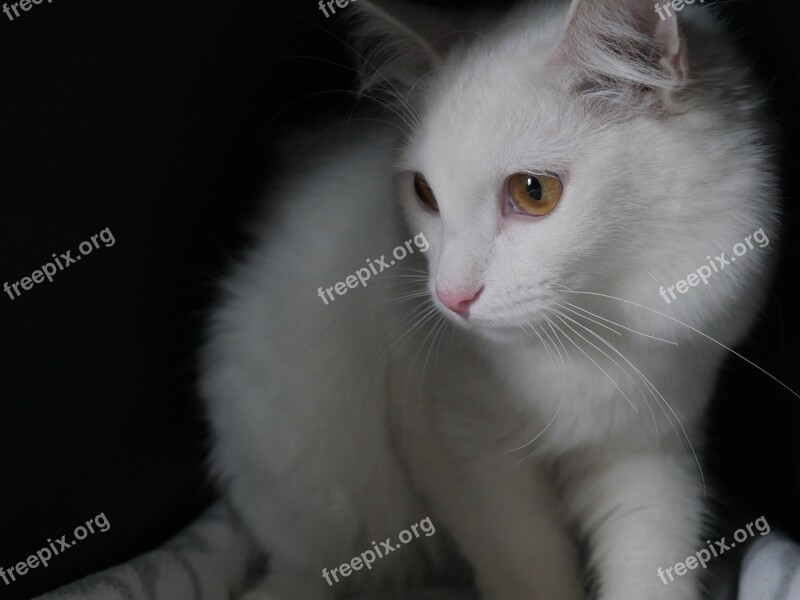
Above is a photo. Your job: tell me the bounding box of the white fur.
[201,1,780,599]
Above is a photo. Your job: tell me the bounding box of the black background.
[0,1,798,599]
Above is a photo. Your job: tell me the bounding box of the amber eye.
[508,173,563,217]
[414,173,439,211]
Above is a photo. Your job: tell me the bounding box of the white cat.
[200,1,780,599]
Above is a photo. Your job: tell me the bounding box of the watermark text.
[317,232,429,305]
[659,227,769,305]
[0,512,111,586]
[322,516,435,586]
[656,516,770,585]
[4,227,116,301]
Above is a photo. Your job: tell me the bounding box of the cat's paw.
[239,572,336,600]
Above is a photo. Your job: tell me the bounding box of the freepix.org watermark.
[4,227,115,301]
[656,516,770,585]
[3,0,60,22]
[317,233,429,305]
[322,517,436,587]
[658,227,769,305]
[0,512,111,587]
[654,0,706,21]
[317,0,356,19]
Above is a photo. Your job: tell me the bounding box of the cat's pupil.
[526,176,543,202]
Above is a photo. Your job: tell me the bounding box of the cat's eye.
[507,173,563,217]
[414,173,439,212]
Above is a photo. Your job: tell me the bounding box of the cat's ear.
[349,0,493,94]
[550,0,690,112]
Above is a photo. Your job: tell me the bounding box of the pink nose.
[436,286,483,318]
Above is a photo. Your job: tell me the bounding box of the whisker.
[549,317,639,414]
[560,300,677,345]
[551,307,662,456]
[392,267,430,276]
[547,318,574,369]
[550,304,708,497]
[419,316,449,395]
[555,286,800,400]
[366,302,438,376]
[276,10,423,128]
[509,323,566,455]
[527,322,558,368]
[400,307,445,449]
[555,302,622,336]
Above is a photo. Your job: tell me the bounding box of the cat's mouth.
[435,296,555,343]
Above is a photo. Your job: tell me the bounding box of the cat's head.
[352,0,777,343]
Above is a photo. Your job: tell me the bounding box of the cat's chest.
[487,342,658,450]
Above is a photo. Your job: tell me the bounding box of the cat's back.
[198,122,450,575]
[201,121,412,461]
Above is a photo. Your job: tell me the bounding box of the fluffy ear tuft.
[348,0,492,96]
[550,0,690,112]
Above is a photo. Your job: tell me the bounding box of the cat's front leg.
[405,411,585,600]
[426,459,584,600]
[561,450,705,600]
